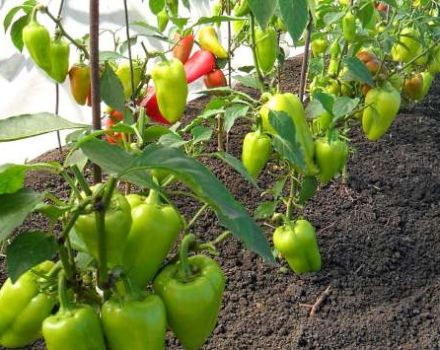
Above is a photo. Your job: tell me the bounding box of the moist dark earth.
[1,57,440,349]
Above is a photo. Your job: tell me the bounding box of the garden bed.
[2,57,440,349]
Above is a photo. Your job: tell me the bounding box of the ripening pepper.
[198,26,228,59]
[22,19,52,73]
[255,25,278,74]
[391,27,421,63]
[0,261,56,348]
[362,82,401,141]
[260,93,318,175]
[403,73,424,101]
[154,234,225,350]
[342,11,356,42]
[69,63,91,105]
[74,187,132,266]
[151,58,188,123]
[241,130,272,178]
[123,191,182,288]
[233,0,250,16]
[102,285,167,350]
[116,60,143,99]
[173,33,194,64]
[204,69,227,88]
[49,38,70,83]
[273,220,321,274]
[315,136,348,183]
[42,273,106,350]
[157,9,169,32]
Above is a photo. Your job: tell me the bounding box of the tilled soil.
[1,56,440,350]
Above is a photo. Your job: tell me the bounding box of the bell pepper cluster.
[0,189,225,350]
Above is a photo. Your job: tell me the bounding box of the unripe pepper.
[428,45,440,74]
[389,72,404,92]
[42,273,106,350]
[173,33,194,64]
[157,9,169,32]
[342,11,356,42]
[420,71,433,99]
[116,60,143,99]
[233,0,250,16]
[102,282,167,350]
[22,18,52,73]
[151,58,188,123]
[198,26,228,58]
[123,191,183,288]
[154,234,225,350]
[49,38,70,83]
[273,220,321,274]
[204,69,227,88]
[0,261,56,348]
[68,63,91,105]
[241,130,272,178]
[362,82,401,141]
[255,25,278,74]
[315,136,348,183]
[311,37,328,56]
[74,187,132,266]
[260,93,318,175]
[391,27,421,63]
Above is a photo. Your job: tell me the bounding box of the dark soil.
[2,55,440,350]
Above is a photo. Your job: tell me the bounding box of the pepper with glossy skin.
[116,60,143,99]
[311,37,328,56]
[315,136,348,183]
[173,33,194,64]
[154,234,225,350]
[49,38,70,83]
[22,18,52,73]
[42,273,105,350]
[151,58,188,124]
[342,11,356,42]
[102,283,167,350]
[204,69,227,88]
[420,71,434,99]
[273,220,321,274]
[74,187,132,266]
[0,261,56,348]
[123,191,182,288]
[241,130,272,178]
[198,26,228,59]
[362,82,401,141]
[260,93,318,175]
[255,26,278,74]
[403,73,424,101]
[391,27,421,63]
[157,9,169,32]
[69,63,90,105]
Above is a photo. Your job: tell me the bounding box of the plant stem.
[62,172,82,200]
[187,203,208,230]
[122,0,136,105]
[299,14,312,101]
[226,0,232,87]
[57,271,73,311]
[72,165,92,196]
[217,113,225,151]
[55,84,62,158]
[250,13,265,91]
[89,0,102,184]
[285,172,296,221]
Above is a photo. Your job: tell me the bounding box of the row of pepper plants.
[0,0,438,348]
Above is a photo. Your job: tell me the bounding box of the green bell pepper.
[241,130,272,178]
[315,135,348,183]
[154,234,225,350]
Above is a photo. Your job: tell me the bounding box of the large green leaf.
[7,231,58,283]
[279,0,309,42]
[248,0,277,28]
[0,113,87,142]
[0,188,44,243]
[80,139,274,263]
[344,57,374,87]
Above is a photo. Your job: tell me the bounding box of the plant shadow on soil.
[1,57,440,349]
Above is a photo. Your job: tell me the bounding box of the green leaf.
[0,164,26,194]
[332,97,360,119]
[0,113,87,142]
[34,203,70,220]
[0,189,44,243]
[80,139,275,263]
[248,0,277,28]
[269,111,305,171]
[213,152,258,188]
[4,6,23,33]
[194,15,241,26]
[100,63,127,119]
[224,104,248,133]
[99,51,124,61]
[279,0,309,42]
[158,133,188,148]
[344,57,374,86]
[6,231,57,283]
[64,149,88,170]
[10,15,28,52]
[191,126,213,144]
[358,1,374,27]
[254,201,277,219]
[313,92,335,115]
[233,74,262,90]
[305,99,327,119]
[149,0,166,14]
[299,176,318,204]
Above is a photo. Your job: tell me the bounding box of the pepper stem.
[178,234,196,281]
[145,189,159,205]
[58,271,73,312]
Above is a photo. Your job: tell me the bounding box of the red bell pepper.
[104,109,124,144]
[173,33,194,64]
[142,50,216,124]
[204,69,227,88]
